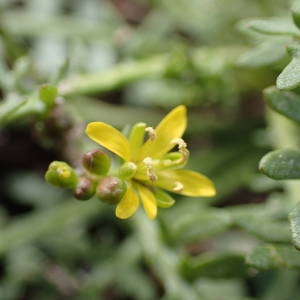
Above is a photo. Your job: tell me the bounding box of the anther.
[172,138,189,161]
[173,181,184,192]
[145,127,157,141]
[143,157,158,181]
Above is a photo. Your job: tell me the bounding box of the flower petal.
[115,185,139,219]
[139,105,187,159]
[86,122,130,161]
[136,184,157,219]
[155,169,216,197]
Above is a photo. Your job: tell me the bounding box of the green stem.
[58,46,245,97]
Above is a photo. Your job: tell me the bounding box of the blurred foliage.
[1,0,300,299]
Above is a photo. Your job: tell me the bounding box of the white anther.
[172,138,189,161]
[145,127,157,141]
[173,181,184,192]
[143,157,157,181]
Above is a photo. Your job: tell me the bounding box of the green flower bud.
[154,189,175,208]
[82,150,110,175]
[39,84,57,109]
[73,177,96,201]
[45,161,78,189]
[119,162,137,180]
[96,176,126,205]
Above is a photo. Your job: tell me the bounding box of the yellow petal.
[139,105,187,159]
[86,122,130,161]
[136,184,157,219]
[155,169,216,197]
[115,185,139,219]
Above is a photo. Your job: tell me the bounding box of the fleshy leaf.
[264,86,300,123]
[277,56,300,90]
[238,39,288,68]
[246,17,300,36]
[234,214,290,242]
[259,148,300,179]
[292,0,300,29]
[181,253,247,280]
[246,244,300,270]
[289,203,300,250]
[86,122,130,161]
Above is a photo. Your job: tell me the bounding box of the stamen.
[143,157,158,181]
[173,181,184,192]
[145,127,157,141]
[172,138,189,162]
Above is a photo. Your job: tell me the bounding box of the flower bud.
[154,189,175,208]
[45,161,78,189]
[39,84,57,109]
[73,177,96,201]
[96,176,126,205]
[82,150,110,175]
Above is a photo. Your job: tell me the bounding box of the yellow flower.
[86,105,216,219]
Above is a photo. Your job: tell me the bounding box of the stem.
[58,47,245,97]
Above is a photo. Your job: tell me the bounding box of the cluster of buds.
[45,149,126,204]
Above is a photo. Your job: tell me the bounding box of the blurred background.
[0,0,297,299]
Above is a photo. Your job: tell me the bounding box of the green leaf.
[238,39,288,68]
[180,253,247,280]
[259,148,300,179]
[292,0,300,29]
[264,86,300,123]
[162,205,232,244]
[289,203,300,249]
[277,56,300,90]
[246,244,300,270]
[0,200,103,256]
[246,18,300,36]
[234,215,290,243]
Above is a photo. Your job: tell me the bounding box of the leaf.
[238,39,288,68]
[246,244,300,270]
[292,0,300,29]
[194,278,248,300]
[264,86,300,123]
[0,200,102,256]
[180,253,247,280]
[289,203,300,249]
[277,56,300,90]
[161,202,232,244]
[234,215,290,243]
[259,148,300,179]
[245,18,300,36]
